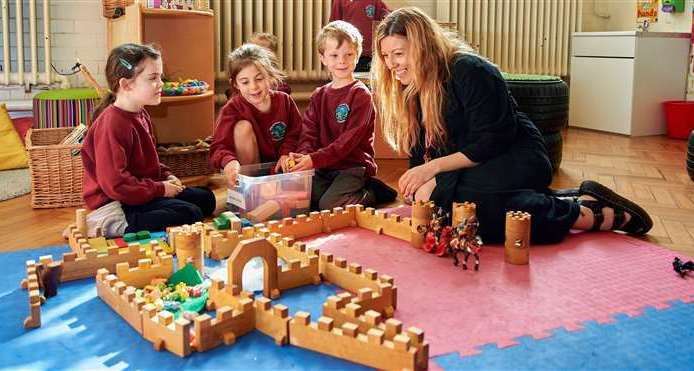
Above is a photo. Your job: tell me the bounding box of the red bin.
[663,101,694,139]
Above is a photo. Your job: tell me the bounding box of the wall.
[50,0,107,87]
[582,0,693,32]
[0,0,107,102]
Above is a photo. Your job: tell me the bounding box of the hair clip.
[118,58,133,70]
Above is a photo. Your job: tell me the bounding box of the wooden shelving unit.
[106,4,215,144]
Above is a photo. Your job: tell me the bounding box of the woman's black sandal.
[577,180,653,235]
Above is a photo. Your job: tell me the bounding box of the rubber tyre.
[505,77,569,134]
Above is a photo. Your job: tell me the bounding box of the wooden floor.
[1,127,693,255]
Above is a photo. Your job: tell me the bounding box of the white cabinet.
[569,31,690,136]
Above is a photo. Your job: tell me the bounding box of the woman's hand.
[223,160,241,188]
[398,162,438,200]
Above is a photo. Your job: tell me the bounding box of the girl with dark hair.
[81,43,216,236]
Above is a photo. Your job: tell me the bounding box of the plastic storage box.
[226,162,314,222]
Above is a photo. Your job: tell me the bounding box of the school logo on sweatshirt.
[365,4,376,18]
[269,121,287,141]
[335,103,350,124]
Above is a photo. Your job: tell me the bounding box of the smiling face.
[319,37,358,84]
[122,57,163,107]
[379,35,413,85]
[234,63,271,109]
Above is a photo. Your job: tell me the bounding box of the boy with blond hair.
[291,21,395,210]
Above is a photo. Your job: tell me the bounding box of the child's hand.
[223,160,241,188]
[274,155,292,173]
[163,180,184,197]
[167,174,184,188]
[292,154,314,171]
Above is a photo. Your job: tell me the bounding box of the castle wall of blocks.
[20,201,532,370]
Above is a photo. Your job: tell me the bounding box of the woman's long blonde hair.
[372,7,474,155]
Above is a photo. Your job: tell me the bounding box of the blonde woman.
[372,7,652,243]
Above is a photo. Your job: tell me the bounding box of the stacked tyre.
[503,73,569,172]
[688,130,694,181]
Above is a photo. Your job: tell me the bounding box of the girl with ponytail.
[80,43,215,236]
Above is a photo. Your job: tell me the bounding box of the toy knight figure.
[449,216,482,270]
[418,207,453,256]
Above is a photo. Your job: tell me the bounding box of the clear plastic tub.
[226,162,314,222]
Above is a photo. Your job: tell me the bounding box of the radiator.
[438,0,582,76]
[213,1,582,81]
[0,0,53,85]
[212,0,332,82]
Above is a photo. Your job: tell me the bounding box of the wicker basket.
[26,128,84,209]
[102,0,134,19]
[158,148,215,178]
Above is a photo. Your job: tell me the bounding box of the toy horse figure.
[673,257,694,277]
[418,207,453,256]
[449,216,483,270]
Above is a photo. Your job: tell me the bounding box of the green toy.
[213,215,230,230]
[136,230,151,240]
[168,262,203,286]
[123,233,138,242]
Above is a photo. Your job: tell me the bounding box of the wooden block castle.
[93,203,434,370]
[20,201,533,370]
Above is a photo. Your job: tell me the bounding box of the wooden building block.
[142,304,192,357]
[254,298,290,345]
[320,206,357,233]
[505,211,531,265]
[355,208,412,242]
[228,238,280,299]
[60,244,148,282]
[193,301,255,352]
[22,260,41,329]
[247,200,281,223]
[114,255,174,289]
[274,214,323,239]
[277,255,321,290]
[95,268,146,334]
[172,227,203,271]
[289,311,428,370]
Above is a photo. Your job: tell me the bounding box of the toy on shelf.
[418,207,453,256]
[504,211,531,265]
[162,79,209,96]
[449,216,483,270]
[148,0,210,11]
[672,257,694,277]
